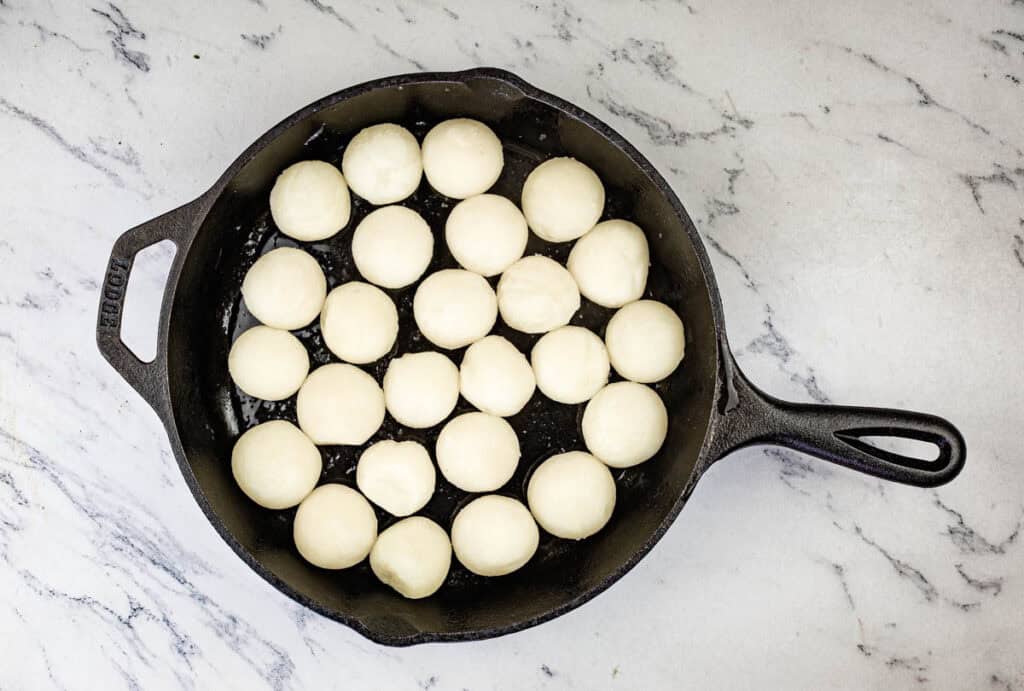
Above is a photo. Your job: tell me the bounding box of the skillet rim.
[160,66,730,645]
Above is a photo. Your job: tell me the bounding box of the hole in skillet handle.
[709,350,966,488]
[120,240,178,363]
[841,435,941,463]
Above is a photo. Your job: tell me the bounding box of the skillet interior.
[165,72,721,642]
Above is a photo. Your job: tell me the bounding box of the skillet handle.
[708,352,965,487]
[95,199,201,418]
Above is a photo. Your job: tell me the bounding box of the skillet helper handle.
[96,200,200,417]
[710,354,965,488]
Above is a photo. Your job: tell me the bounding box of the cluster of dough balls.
[226,116,687,600]
[228,120,507,598]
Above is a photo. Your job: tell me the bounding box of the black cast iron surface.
[96,68,965,646]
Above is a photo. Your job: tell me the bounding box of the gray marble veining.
[1,0,1022,689]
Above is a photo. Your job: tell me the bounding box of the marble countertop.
[2,1,1023,688]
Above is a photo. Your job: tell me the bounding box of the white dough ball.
[583,382,668,468]
[413,269,497,349]
[320,282,398,364]
[241,247,327,330]
[352,206,433,289]
[496,255,580,334]
[436,412,520,492]
[231,420,322,509]
[270,160,351,241]
[383,352,459,428]
[445,194,528,276]
[521,157,605,242]
[341,123,422,205]
[531,326,609,404]
[527,451,615,539]
[451,495,538,577]
[458,335,535,417]
[228,326,309,401]
[568,219,649,308]
[370,516,452,599]
[293,484,377,569]
[421,118,503,199]
[356,440,435,516]
[296,364,385,445]
[606,300,685,383]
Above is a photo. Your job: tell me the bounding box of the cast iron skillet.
[96,68,965,646]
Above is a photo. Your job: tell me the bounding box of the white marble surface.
[1,0,1023,688]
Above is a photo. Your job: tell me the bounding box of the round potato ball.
[459,335,535,417]
[527,451,615,539]
[436,412,520,492]
[297,364,385,445]
[320,282,398,364]
[531,326,609,404]
[241,247,327,330]
[270,160,351,241]
[451,495,539,577]
[496,255,580,334]
[421,118,503,199]
[521,157,604,242]
[583,382,668,468]
[356,440,435,517]
[605,300,685,383]
[228,326,309,401]
[445,194,528,276]
[231,420,322,509]
[413,269,497,349]
[352,206,433,289]
[293,484,377,569]
[383,351,459,429]
[370,516,452,599]
[341,123,422,205]
[568,219,649,308]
